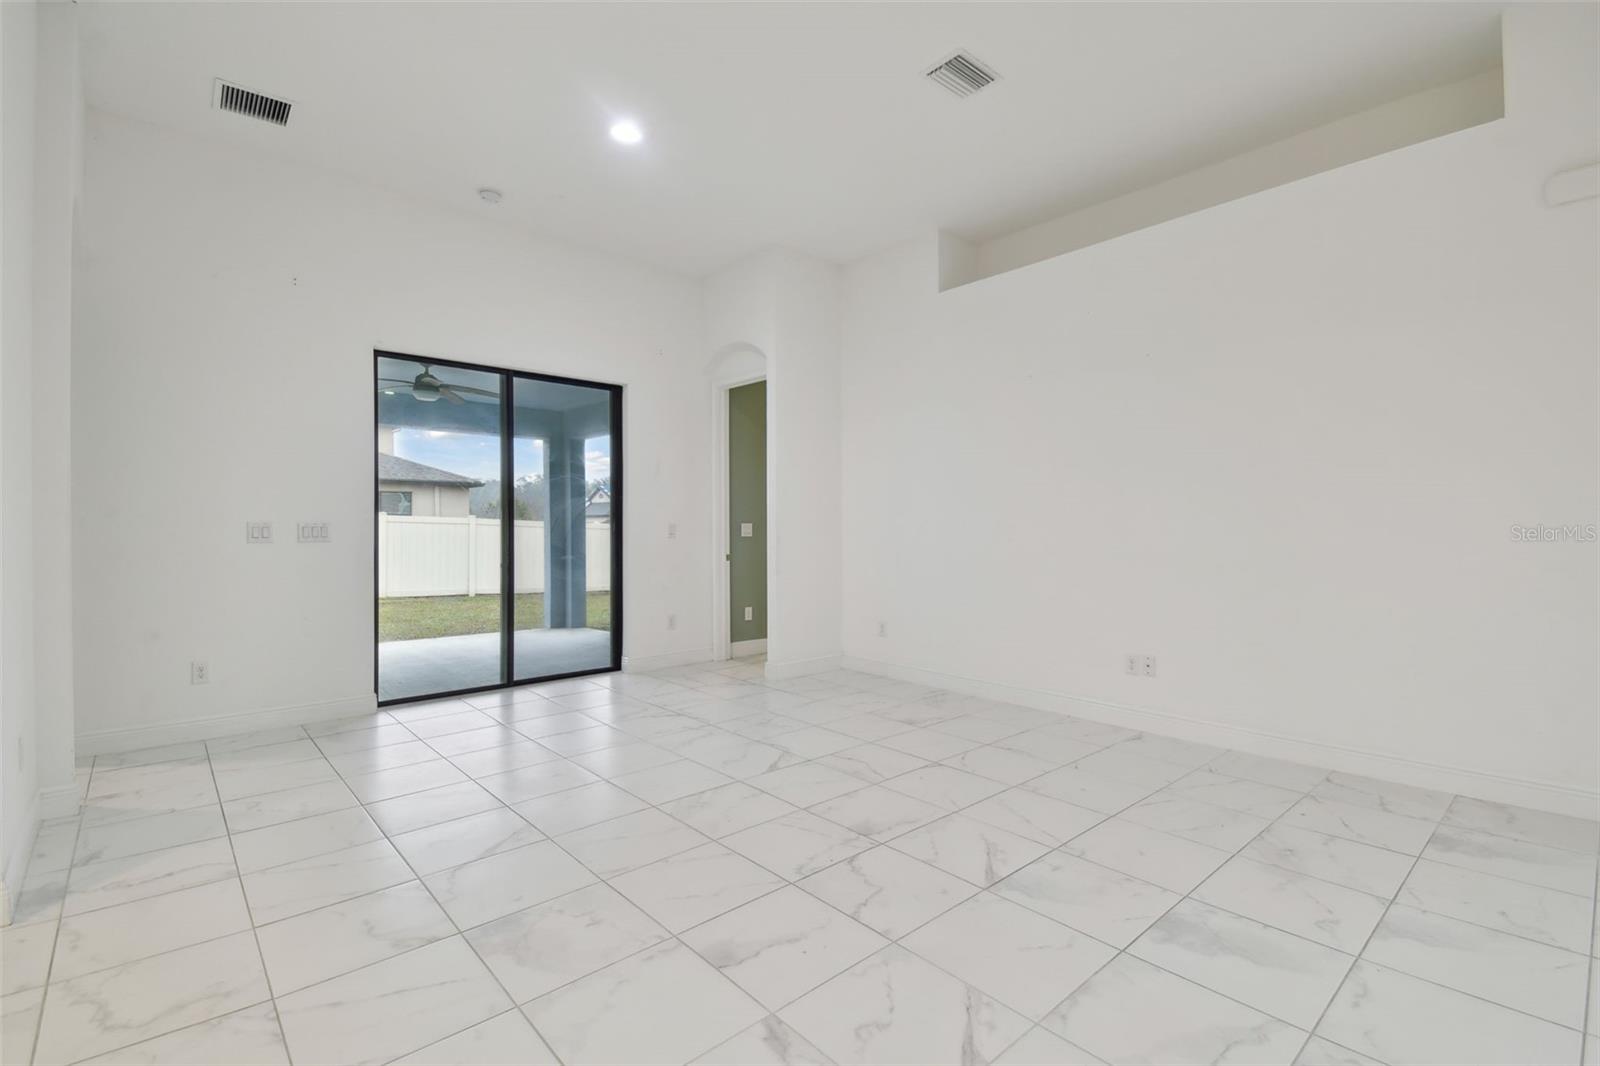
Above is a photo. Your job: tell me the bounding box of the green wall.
[728,381,767,642]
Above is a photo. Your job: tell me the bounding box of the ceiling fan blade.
[446,385,499,397]
[438,386,467,405]
[377,378,415,386]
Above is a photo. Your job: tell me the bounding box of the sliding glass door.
[375,352,622,703]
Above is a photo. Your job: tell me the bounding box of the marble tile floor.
[2,657,1597,1065]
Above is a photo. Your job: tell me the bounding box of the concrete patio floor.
[377,627,613,701]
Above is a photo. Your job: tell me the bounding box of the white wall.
[840,5,1598,814]
[74,111,710,749]
[0,0,40,913]
[31,0,82,824]
[706,250,842,677]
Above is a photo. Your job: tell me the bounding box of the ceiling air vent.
[925,52,998,98]
[213,80,293,126]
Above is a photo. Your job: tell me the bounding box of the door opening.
[727,380,767,658]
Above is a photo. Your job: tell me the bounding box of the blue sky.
[394,430,611,483]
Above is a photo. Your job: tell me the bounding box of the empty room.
[1,2,1596,1064]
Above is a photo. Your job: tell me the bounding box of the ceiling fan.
[377,365,496,405]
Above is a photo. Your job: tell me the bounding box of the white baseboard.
[623,647,716,673]
[1,793,39,927]
[77,693,379,756]
[730,639,768,657]
[765,654,842,681]
[842,654,1599,819]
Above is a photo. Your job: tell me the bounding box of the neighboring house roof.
[586,500,610,519]
[378,454,483,487]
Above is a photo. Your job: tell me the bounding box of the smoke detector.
[925,52,999,98]
[213,79,293,126]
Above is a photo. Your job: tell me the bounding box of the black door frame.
[374,349,624,706]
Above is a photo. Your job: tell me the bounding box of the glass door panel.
[375,355,505,702]
[511,376,620,680]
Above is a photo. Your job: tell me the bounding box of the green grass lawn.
[379,592,612,642]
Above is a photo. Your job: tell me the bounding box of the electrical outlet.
[1125,654,1157,678]
[743,606,753,622]
[191,661,210,684]
[878,621,888,638]
[667,613,677,631]
[245,521,272,544]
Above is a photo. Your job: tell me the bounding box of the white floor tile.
[52,878,251,982]
[660,782,798,838]
[747,762,867,807]
[1127,898,1353,1028]
[241,839,413,924]
[1242,822,1414,897]
[1442,796,1600,854]
[0,922,56,995]
[71,806,227,867]
[723,810,876,880]
[555,808,710,877]
[1317,960,1580,1066]
[222,780,359,834]
[255,880,455,994]
[344,759,469,804]
[993,850,1180,948]
[994,1025,1106,1065]
[608,843,785,933]
[422,840,596,928]
[1312,771,1453,821]
[448,740,563,778]
[1422,824,1598,895]
[797,845,976,938]
[465,882,668,1002]
[364,780,500,836]
[524,939,765,1065]
[902,892,1116,1019]
[889,813,1051,887]
[391,1009,557,1065]
[611,760,737,803]
[1024,766,1156,813]
[64,837,237,916]
[1061,817,1231,893]
[1193,854,1388,953]
[681,886,887,1010]
[477,760,599,804]
[75,1002,289,1066]
[275,937,510,1066]
[1164,768,1302,819]
[1043,954,1305,1065]
[961,788,1105,846]
[1282,795,1438,855]
[512,779,650,835]
[692,1015,833,1066]
[809,784,945,841]
[389,807,544,874]
[1362,904,1589,1028]
[1396,857,1595,952]
[778,944,1030,1065]
[229,806,384,874]
[34,931,270,1064]
[882,765,1008,811]
[816,743,928,785]
[1120,793,1272,851]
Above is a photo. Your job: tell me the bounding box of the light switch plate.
[740,522,754,537]
[246,521,273,544]
[297,522,331,543]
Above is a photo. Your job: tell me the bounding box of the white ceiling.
[78,1,1503,276]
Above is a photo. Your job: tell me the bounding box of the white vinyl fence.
[377,514,612,597]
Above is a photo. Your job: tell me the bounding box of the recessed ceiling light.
[477,187,503,204]
[609,119,643,146]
